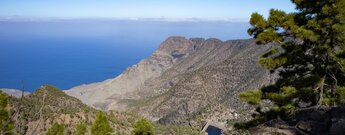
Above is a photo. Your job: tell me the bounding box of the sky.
[0,0,295,20]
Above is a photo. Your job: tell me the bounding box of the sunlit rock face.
[65,36,275,127]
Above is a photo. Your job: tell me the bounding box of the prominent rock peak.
[201,38,223,47]
[204,38,223,42]
[155,36,224,59]
[165,36,188,41]
[156,36,192,54]
[189,37,205,41]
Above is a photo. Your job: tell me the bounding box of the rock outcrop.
[249,106,345,135]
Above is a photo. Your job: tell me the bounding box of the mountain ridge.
[65,36,207,108]
[65,36,276,132]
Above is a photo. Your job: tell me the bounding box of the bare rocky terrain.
[65,36,276,132]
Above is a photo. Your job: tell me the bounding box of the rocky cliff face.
[65,37,202,108]
[65,36,276,129]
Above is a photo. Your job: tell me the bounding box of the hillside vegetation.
[5,85,201,135]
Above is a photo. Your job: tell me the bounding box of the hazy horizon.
[0,0,295,19]
[0,0,295,91]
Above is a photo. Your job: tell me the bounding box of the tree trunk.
[317,76,326,106]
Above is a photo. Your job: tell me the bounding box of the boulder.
[249,126,296,135]
[296,121,327,135]
[330,119,345,135]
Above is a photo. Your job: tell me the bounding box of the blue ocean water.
[0,19,250,92]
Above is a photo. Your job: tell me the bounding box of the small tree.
[239,0,345,127]
[91,112,113,135]
[45,122,64,135]
[0,91,14,135]
[132,118,154,135]
[75,121,87,135]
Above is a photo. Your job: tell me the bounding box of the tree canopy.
[131,118,154,135]
[45,123,64,135]
[91,112,113,135]
[75,121,87,135]
[240,0,345,126]
[0,91,14,135]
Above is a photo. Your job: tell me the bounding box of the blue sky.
[0,0,295,20]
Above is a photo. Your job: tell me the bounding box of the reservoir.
[206,125,222,135]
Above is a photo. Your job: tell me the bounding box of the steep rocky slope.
[65,37,203,108]
[65,36,276,131]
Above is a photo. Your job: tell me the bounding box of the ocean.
[0,19,250,92]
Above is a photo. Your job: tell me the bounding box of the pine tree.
[131,118,154,135]
[239,0,345,127]
[75,121,87,135]
[0,91,14,135]
[91,112,113,135]
[45,123,64,135]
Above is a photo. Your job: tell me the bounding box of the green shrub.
[132,118,154,135]
[337,86,345,104]
[0,91,14,134]
[91,112,113,135]
[239,90,262,105]
[75,121,87,135]
[45,123,64,135]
